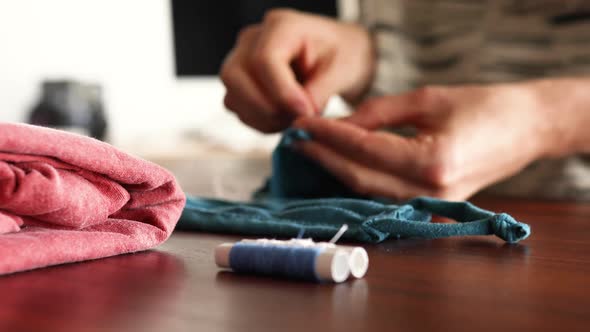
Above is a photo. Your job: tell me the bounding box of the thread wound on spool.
[229,242,323,281]
[217,238,368,282]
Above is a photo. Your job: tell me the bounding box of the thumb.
[302,63,345,114]
[344,87,445,130]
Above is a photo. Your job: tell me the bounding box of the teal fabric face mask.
[178,129,531,243]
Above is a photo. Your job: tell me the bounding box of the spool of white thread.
[339,246,369,278]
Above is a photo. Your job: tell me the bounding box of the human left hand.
[293,83,559,200]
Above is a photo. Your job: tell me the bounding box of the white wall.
[0,1,357,156]
[0,0,279,155]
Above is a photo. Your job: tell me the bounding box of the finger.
[222,62,289,132]
[221,26,293,133]
[344,96,419,130]
[344,87,446,130]
[222,65,273,116]
[222,25,263,92]
[302,59,341,112]
[294,117,436,185]
[250,22,316,117]
[224,92,291,133]
[295,140,433,200]
[222,64,291,133]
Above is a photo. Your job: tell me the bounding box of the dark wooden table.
[2,158,590,332]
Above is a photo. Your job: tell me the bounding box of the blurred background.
[0,0,357,158]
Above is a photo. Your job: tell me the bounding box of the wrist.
[523,78,590,158]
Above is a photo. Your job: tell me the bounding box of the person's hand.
[220,9,374,133]
[293,84,559,200]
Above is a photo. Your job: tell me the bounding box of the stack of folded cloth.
[0,123,185,275]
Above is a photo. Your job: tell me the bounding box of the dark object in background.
[28,80,108,140]
[171,0,337,76]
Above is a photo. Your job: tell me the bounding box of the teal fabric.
[180,196,529,243]
[178,129,531,243]
[258,129,359,199]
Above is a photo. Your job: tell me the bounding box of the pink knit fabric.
[0,123,186,274]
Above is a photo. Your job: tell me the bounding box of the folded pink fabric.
[0,123,186,274]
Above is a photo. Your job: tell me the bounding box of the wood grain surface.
[1,157,589,332]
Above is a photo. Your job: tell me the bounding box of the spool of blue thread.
[215,239,368,283]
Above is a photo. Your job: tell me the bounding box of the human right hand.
[220,9,374,133]
[293,83,557,201]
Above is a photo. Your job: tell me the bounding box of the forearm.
[524,77,590,157]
